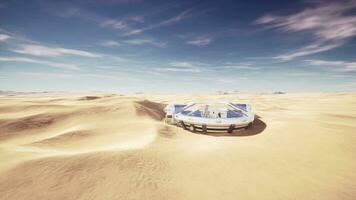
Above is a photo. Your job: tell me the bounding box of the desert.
[0,93,355,200]
[2,0,356,199]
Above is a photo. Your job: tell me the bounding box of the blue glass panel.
[227,110,243,118]
[180,110,191,115]
[174,104,187,113]
[232,103,247,112]
[190,110,202,117]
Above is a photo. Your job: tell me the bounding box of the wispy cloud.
[305,59,356,71]
[186,28,239,46]
[12,44,101,58]
[273,71,321,77]
[18,71,134,80]
[2,29,130,62]
[157,67,201,73]
[221,65,260,70]
[101,40,121,47]
[0,28,38,44]
[216,79,236,83]
[158,61,258,73]
[214,61,260,70]
[256,1,356,60]
[274,41,343,61]
[0,57,80,70]
[39,1,141,36]
[187,36,213,46]
[157,61,205,73]
[1,29,130,65]
[19,71,75,78]
[0,33,10,42]
[170,62,198,68]
[101,19,131,32]
[124,8,207,36]
[124,38,167,48]
[43,0,199,37]
[217,61,260,70]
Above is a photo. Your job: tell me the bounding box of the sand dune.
[0,93,355,199]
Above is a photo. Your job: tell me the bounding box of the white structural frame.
[164,102,255,133]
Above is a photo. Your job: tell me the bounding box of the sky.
[0,0,356,93]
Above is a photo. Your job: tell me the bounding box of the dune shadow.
[158,125,178,138]
[78,96,102,101]
[135,100,167,121]
[190,115,266,137]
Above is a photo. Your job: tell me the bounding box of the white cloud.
[19,72,75,78]
[12,44,101,57]
[157,61,205,73]
[101,40,121,47]
[1,30,128,62]
[124,38,166,48]
[222,65,259,70]
[0,57,80,70]
[275,41,343,61]
[305,59,356,71]
[0,29,133,66]
[101,9,194,36]
[101,19,129,30]
[217,79,235,83]
[185,28,239,47]
[124,8,207,36]
[170,62,196,68]
[187,37,212,46]
[157,67,201,73]
[18,72,132,80]
[218,61,260,70]
[0,34,10,42]
[256,1,356,60]
[39,0,190,37]
[83,73,119,79]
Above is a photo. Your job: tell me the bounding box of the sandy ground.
[0,93,355,200]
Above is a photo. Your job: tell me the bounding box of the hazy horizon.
[1,0,356,93]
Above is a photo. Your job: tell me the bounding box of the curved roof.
[179,102,248,119]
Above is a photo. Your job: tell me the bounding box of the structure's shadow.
[192,115,266,137]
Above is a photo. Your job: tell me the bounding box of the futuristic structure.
[164,102,254,133]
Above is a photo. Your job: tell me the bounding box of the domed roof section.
[179,102,246,119]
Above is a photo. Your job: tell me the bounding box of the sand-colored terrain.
[0,93,355,200]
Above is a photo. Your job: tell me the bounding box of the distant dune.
[0,93,355,200]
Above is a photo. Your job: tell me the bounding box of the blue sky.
[0,0,355,93]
